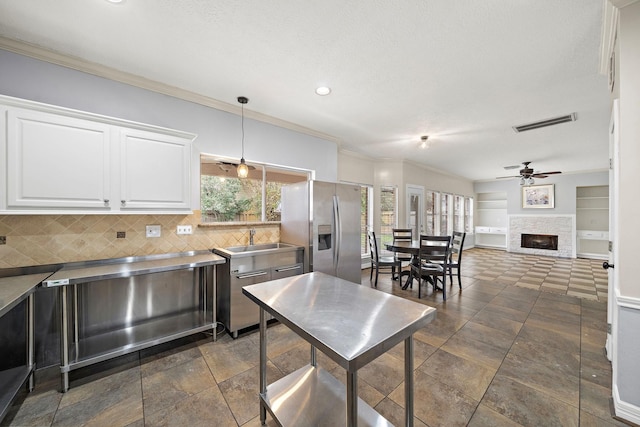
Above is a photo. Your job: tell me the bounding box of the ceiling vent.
[513,113,577,133]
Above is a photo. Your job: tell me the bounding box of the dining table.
[385,240,420,290]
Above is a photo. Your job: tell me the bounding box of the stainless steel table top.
[243,271,436,371]
[0,272,52,317]
[42,252,225,287]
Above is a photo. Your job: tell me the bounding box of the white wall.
[0,48,339,208]
[474,171,608,215]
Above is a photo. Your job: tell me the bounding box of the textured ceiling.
[0,0,610,181]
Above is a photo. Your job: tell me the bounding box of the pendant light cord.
[241,102,245,159]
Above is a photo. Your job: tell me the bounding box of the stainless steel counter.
[0,272,51,317]
[0,272,51,422]
[43,251,224,286]
[243,272,436,426]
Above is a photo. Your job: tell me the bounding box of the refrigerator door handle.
[333,194,340,269]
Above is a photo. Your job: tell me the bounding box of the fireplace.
[521,233,558,250]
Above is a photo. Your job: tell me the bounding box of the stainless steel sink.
[214,242,301,258]
[226,243,291,252]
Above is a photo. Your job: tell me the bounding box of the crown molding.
[0,37,340,145]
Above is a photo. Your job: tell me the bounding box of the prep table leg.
[27,293,34,392]
[404,335,414,427]
[259,308,267,425]
[346,370,358,427]
[60,286,69,392]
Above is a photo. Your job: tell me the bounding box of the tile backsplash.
[0,211,279,268]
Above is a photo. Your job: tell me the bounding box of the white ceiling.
[0,0,611,181]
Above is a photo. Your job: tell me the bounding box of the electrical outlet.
[116,231,126,239]
[146,225,161,238]
[177,225,192,235]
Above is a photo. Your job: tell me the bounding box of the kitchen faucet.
[249,228,256,246]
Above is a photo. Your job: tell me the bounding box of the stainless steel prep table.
[0,272,53,422]
[243,272,436,427]
[42,251,225,391]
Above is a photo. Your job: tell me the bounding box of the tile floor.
[2,248,628,427]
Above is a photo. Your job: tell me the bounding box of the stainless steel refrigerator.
[280,180,362,284]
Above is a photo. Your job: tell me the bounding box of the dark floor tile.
[467,404,523,427]
[524,312,581,338]
[454,321,517,351]
[357,352,405,396]
[1,389,61,427]
[387,335,438,367]
[441,332,509,370]
[52,380,143,427]
[498,352,580,407]
[144,386,236,427]
[218,362,284,426]
[389,370,478,427]
[516,324,580,356]
[490,295,535,313]
[141,357,215,420]
[482,374,579,427]
[418,349,496,401]
[471,308,524,336]
[270,342,339,376]
[199,331,259,383]
[580,379,617,422]
[373,397,428,427]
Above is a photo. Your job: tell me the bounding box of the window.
[200,155,309,222]
[424,190,472,236]
[464,197,474,233]
[454,195,465,232]
[379,186,397,246]
[440,193,452,235]
[361,185,373,256]
[424,190,438,235]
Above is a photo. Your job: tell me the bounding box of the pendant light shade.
[237,158,249,178]
[237,96,249,178]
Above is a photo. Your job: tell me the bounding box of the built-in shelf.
[475,192,508,249]
[576,186,609,259]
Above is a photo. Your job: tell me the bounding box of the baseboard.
[613,385,640,425]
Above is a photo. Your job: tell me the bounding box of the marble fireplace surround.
[508,215,576,258]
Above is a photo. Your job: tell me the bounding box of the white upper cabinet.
[7,108,112,209]
[1,96,196,213]
[119,128,191,210]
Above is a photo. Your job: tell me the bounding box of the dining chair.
[368,231,401,288]
[392,228,413,281]
[410,235,451,300]
[447,231,466,290]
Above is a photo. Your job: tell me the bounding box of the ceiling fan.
[497,161,561,185]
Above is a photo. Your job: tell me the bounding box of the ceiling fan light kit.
[236,96,249,178]
[497,161,562,185]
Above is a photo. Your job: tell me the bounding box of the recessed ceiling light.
[315,86,331,96]
[105,0,125,3]
[420,135,429,149]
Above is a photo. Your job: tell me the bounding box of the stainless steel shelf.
[66,311,214,372]
[261,365,392,427]
[0,365,34,421]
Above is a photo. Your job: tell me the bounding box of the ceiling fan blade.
[539,171,561,175]
[496,175,520,179]
[503,165,521,170]
[532,174,548,179]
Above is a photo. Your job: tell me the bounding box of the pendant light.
[236,96,249,178]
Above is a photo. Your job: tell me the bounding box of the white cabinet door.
[119,128,191,210]
[7,108,111,209]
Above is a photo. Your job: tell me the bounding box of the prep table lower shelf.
[0,365,34,420]
[261,365,392,426]
[65,310,213,372]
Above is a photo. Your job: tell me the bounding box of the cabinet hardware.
[236,271,268,279]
